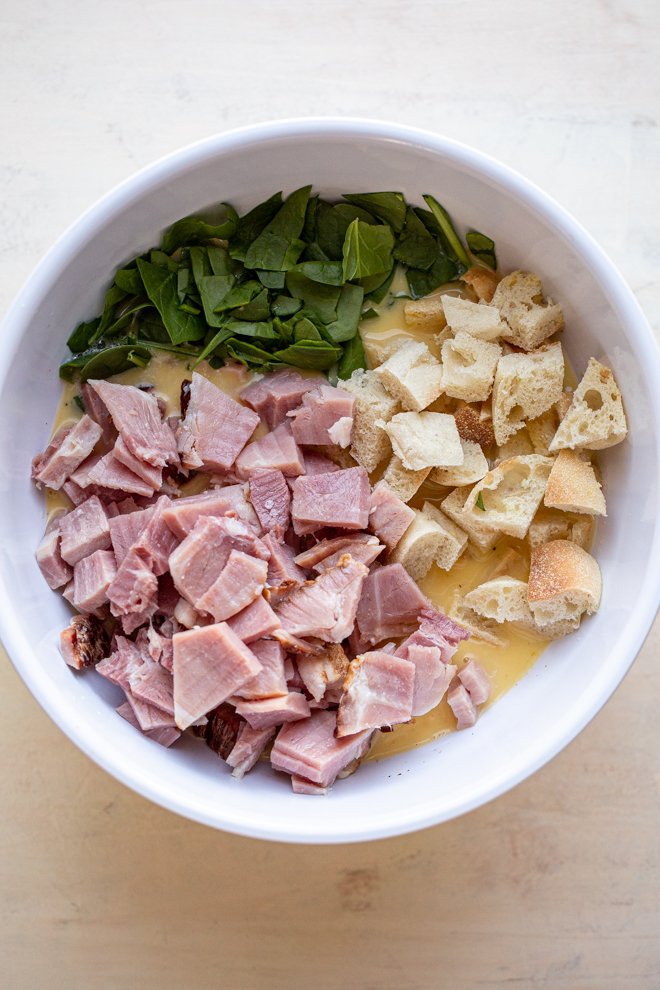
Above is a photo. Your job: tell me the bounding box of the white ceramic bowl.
[1,119,659,843]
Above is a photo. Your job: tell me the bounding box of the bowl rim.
[2,116,660,843]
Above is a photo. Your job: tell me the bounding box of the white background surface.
[1,1,659,987]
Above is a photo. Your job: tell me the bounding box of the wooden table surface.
[1,1,659,987]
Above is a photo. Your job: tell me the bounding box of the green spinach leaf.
[162,206,238,253]
[337,332,367,378]
[466,230,497,270]
[137,258,206,343]
[342,220,394,281]
[244,185,311,271]
[325,283,364,342]
[343,191,407,233]
[230,192,283,262]
[394,207,438,270]
[274,339,341,370]
[422,195,470,267]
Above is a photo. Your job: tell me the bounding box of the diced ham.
[235,422,305,479]
[275,556,368,643]
[302,451,341,475]
[233,639,288,699]
[291,467,370,534]
[397,607,470,664]
[35,518,72,589]
[59,614,110,669]
[58,495,111,565]
[116,701,180,747]
[162,485,259,539]
[72,549,117,612]
[192,703,242,758]
[226,724,275,779]
[172,622,262,729]
[402,645,456,717]
[248,469,291,534]
[197,550,268,621]
[288,385,355,447]
[70,451,155,498]
[61,479,87,505]
[263,533,306,595]
[146,623,174,671]
[80,382,115,445]
[169,515,268,608]
[96,635,142,688]
[296,643,349,703]
[226,595,281,643]
[336,651,415,736]
[447,679,478,730]
[458,659,491,706]
[176,371,259,471]
[368,482,416,551]
[234,692,311,729]
[31,415,102,490]
[314,538,384,573]
[294,534,381,571]
[124,688,177,732]
[355,563,428,645]
[130,496,179,577]
[113,434,162,490]
[127,641,175,714]
[270,709,373,788]
[89,379,178,468]
[107,549,158,619]
[291,775,328,795]
[240,369,322,429]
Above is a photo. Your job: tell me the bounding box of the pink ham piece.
[96,635,143,689]
[291,776,328,795]
[336,651,415,736]
[355,563,428,645]
[176,371,259,471]
[59,495,111,565]
[270,709,373,788]
[197,550,268,621]
[172,622,262,729]
[233,639,288,699]
[302,451,341,475]
[72,549,117,613]
[124,688,178,732]
[226,724,275,779]
[35,519,72,590]
[233,692,311,729]
[80,382,115,445]
[113,434,162,491]
[263,533,306,594]
[368,482,416,551]
[89,379,178,468]
[291,466,371,535]
[240,369,322,429]
[288,384,355,447]
[235,422,305,479]
[397,607,470,664]
[31,415,102,490]
[294,533,382,571]
[275,556,368,643]
[403,645,456,717]
[128,653,175,715]
[458,659,491,706]
[226,595,280,643]
[447,679,477,730]
[313,537,384,573]
[107,550,158,620]
[248,469,291,534]
[168,515,269,608]
[109,506,156,566]
[70,451,155,498]
[162,485,259,539]
[116,701,180,747]
[296,643,349,703]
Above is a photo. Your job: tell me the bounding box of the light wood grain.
[1,0,659,986]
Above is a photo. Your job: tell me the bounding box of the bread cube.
[494,427,534,462]
[381,455,430,502]
[441,331,501,403]
[527,507,594,552]
[382,411,463,471]
[464,577,575,640]
[375,339,443,412]
[339,368,400,472]
[549,358,627,451]
[462,454,553,540]
[544,449,606,516]
[527,408,560,456]
[390,502,467,579]
[454,401,496,449]
[441,486,500,552]
[492,270,564,351]
[449,593,508,646]
[430,439,488,486]
[528,540,602,631]
[404,294,446,333]
[492,341,565,447]
[460,266,500,303]
[441,295,505,341]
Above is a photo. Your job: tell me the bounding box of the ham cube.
[291,466,370,534]
[248,468,291,533]
[107,550,158,619]
[89,379,178,468]
[288,384,355,447]
[291,776,328,795]
[80,382,115,445]
[172,623,262,729]
[458,659,491,706]
[233,692,311,729]
[31,415,102,490]
[70,451,155,498]
[127,654,175,716]
[240,369,322,428]
[124,688,177,732]
[109,506,156,565]
[296,643,349,703]
[176,372,259,471]
[226,595,281,643]
[263,533,306,594]
[302,451,341,475]
[355,563,428,645]
[113,434,163,490]
[294,534,383,572]
[72,548,117,612]
[96,635,143,688]
[275,557,368,643]
[336,651,415,736]
[226,724,276,779]
[368,482,416,551]
[116,701,180,747]
[233,639,288,699]
[447,679,478,730]
[235,422,305,479]
[270,709,373,788]
[397,607,470,664]
[59,495,111,565]
[162,485,259,539]
[403,645,456,717]
[35,520,72,589]
[197,550,268,621]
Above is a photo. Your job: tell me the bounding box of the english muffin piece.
[544,449,606,516]
[441,331,502,403]
[549,358,627,451]
[404,294,446,333]
[527,540,602,630]
[382,411,463,471]
[441,295,506,341]
[491,341,565,447]
[381,455,431,502]
[339,368,400,473]
[375,339,443,412]
[492,270,564,351]
[462,454,553,540]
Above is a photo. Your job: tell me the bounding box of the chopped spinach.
[466,230,497,270]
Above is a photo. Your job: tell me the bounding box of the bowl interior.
[1,120,658,842]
